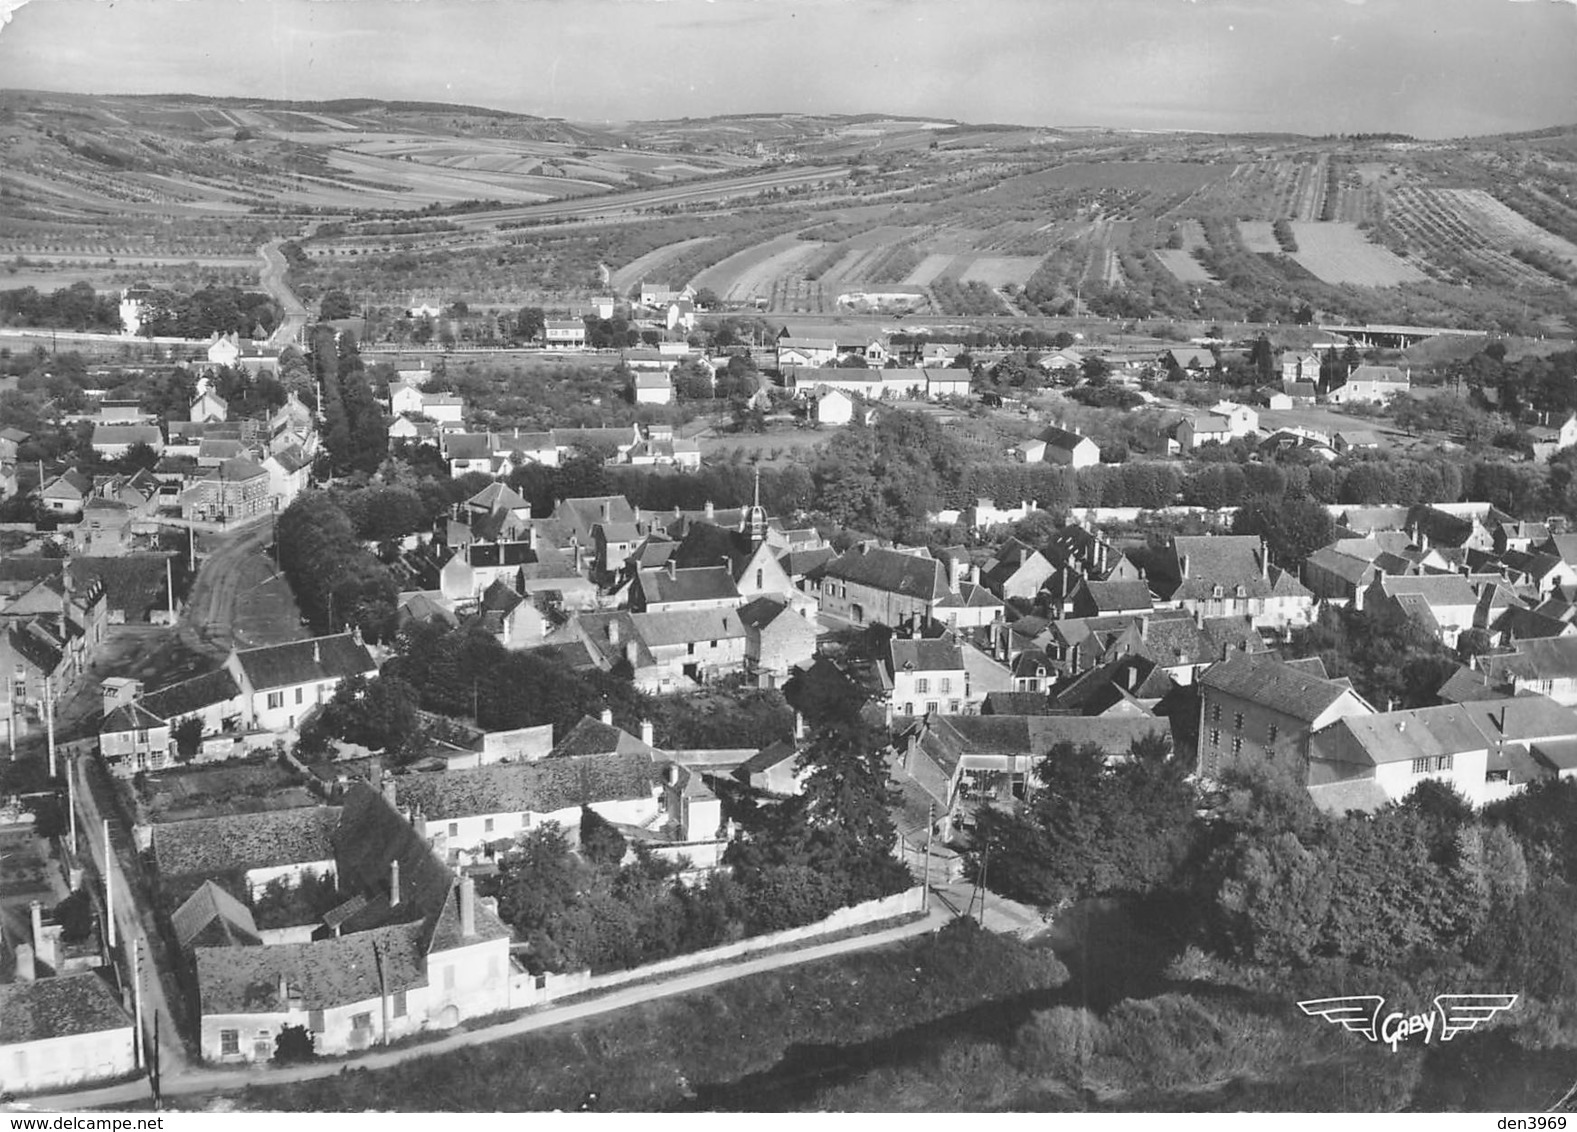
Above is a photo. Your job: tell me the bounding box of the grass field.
[956,255,1042,287]
[1286,221,1426,286]
[1153,248,1215,284]
[692,234,830,303]
[609,236,718,294]
[1236,220,1281,254]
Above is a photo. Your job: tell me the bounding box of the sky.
[0,0,1573,138]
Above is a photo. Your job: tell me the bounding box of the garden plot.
[1287,221,1425,286]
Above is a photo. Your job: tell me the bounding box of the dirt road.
[259,239,309,349]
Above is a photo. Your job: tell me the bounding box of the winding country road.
[259,238,309,349]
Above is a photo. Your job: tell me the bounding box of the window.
[295,687,304,704]
[1210,729,1221,748]
[755,568,764,589]
[1412,755,1453,773]
[392,991,407,1018]
[351,1012,373,1032]
[136,729,148,745]
[905,703,915,715]
[220,1029,240,1056]
[687,642,696,656]
[926,701,938,715]
[939,678,952,694]
[1267,724,1279,744]
[915,678,930,694]
[1233,712,1244,732]
[308,1010,325,1034]
[1211,703,1222,724]
[949,700,960,713]
[1212,585,1224,598]
[266,691,284,710]
[1232,736,1243,756]
[484,817,495,833]
[448,822,458,838]
[710,639,718,649]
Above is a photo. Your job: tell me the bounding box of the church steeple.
[745,464,768,547]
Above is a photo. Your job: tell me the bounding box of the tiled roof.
[1481,637,1577,683]
[196,923,426,1014]
[1304,547,1377,585]
[100,702,167,736]
[1436,665,1507,703]
[1078,579,1153,612]
[737,596,794,631]
[153,806,341,878]
[392,752,655,821]
[1314,705,1485,768]
[890,637,965,674]
[232,633,376,692]
[1307,778,1392,815]
[821,546,946,601]
[631,606,746,647]
[1339,507,1411,534]
[171,879,261,951]
[1139,611,1259,666]
[1199,652,1365,722]
[779,546,836,577]
[141,668,243,720]
[981,692,1056,716]
[92,423,163,447]
[636,565,740,607]
[0,971,131,1043]
[921,713,1171,761]
[550,714,655,759]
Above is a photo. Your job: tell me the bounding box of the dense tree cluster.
[136,285,280,339]
[306,326,387,475]
[0,283,120,332]
[275,492,399,642]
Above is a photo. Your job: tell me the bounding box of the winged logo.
[1298,994,1517,1051]
[1297,996,1384,1042]
[1434,994,1519,1041]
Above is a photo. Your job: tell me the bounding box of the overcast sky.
[0,0,1573,138]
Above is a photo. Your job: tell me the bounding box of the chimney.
[793,711,806,741]
[704,500,715,520]
[608,619,621,645]
[381,774,398,809]
[970,563,981,586]
[947,556,961,594]
[389,859,401,907]
[601,707,614,726]
[528,524,539,551]
[30,899,45,954]
[313,639,321,664]
[640,719,654,747]
[278,972,289,1009]
[625,641,639,667]
[600,501,610,520]
[352,624,363,647]
[665,763,680,787]
[1261,547,1270,579]
[666,559,677,580]
[1180,554,1190,579]
[1497,704,1507,734]
[14,942,34,982]
[459,876,477,938]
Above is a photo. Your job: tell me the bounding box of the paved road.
[28,904,952,1112]
[259,239,309,350]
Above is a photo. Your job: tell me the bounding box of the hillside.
[3,92,1576,333]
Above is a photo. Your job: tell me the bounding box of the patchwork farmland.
[1285,221,1426,286]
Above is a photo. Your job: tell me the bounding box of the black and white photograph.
[0,0,1576,1115]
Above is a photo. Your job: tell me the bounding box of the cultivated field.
[1286,221,1426,286]
[1154,249,1215,284]
[1437,188,1577,266]
[1236,220,1281,254]
[956,255,1043,287]
[692,235,831,303]
[609,236,718,294]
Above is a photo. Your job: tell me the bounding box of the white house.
[224,633,378,732]
[543,320,587,348]
[1328,364,1410,405]
[0,973,137,1095]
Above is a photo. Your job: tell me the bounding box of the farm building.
[631,370,673,406]
[1039,425,1100,469]
[777,338,839,368]
[926,369,972,400]
[543,320,587,349]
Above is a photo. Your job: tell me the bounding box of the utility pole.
[103,819,116,949]
[131,936,144,1069]
[922,802,933,912]
[6,675,14,756]
[66,749,76,851]
[44,675,56,779]
[165,556,175,622]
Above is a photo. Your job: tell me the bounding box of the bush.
[274,1023,317,1064]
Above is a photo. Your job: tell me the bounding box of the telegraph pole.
[66,749,77,851]
[44,675,56,779]
[131,937,144,1070]
[922,802,934,912]
[103,819,116,949]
